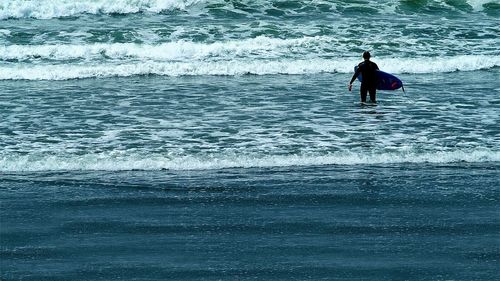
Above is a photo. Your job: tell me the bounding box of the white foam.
[1,149,499,172]
[0,0,494,19]
[379,55,500,74]
[0,55,498,80]
[0,59,338,80]
[1,36,498,80]
[0,0,207,19]
[0,37,322,61]
[465,0,491,11]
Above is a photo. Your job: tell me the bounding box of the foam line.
[0,0,206,19]
[1,149,499,172]
[0,37,323,61]
[0,55,498,80]
[0,0,495,19]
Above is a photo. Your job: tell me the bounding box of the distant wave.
[1,149,499,172]
[0,0,496,19]
[0,0,206,20]
[1,37,498,80]
[0,37,318,61]
[3,38,497,63]
[0,55,498,80]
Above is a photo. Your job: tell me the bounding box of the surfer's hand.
[348,84,352,91]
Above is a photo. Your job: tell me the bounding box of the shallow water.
[1,71,499,171]
[2,163,499,280]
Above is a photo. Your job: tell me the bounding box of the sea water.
[1,1,499,280]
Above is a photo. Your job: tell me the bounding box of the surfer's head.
[363,51,371,60]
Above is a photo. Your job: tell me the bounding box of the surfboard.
[354,66,404,91]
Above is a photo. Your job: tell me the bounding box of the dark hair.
[363,51,371,59]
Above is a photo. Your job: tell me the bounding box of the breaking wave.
[1,149,499,172]
[1,35,498,80]
[0,0,497,19]
[0,0,206,20]
[0,37,319,61]
[0,55,497,80]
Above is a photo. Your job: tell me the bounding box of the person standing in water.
[348,51,379,103]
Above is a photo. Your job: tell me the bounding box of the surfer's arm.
[349,67,361,85]
[347,67,361,91]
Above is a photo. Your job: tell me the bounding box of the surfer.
[348,51,379,103]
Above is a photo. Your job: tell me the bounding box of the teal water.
[1,0,499,280]
[2,164,499,280]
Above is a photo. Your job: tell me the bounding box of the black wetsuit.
[350,60,379,103]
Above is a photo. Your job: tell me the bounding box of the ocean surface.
[1,0,499,280]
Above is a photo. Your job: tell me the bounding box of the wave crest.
[0,0,206,19]
[0,55,498,80]
[1,149,499,172]
[1,0,496,19]
[0,37,316,62]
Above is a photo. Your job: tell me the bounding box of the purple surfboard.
[354,66,404,91]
